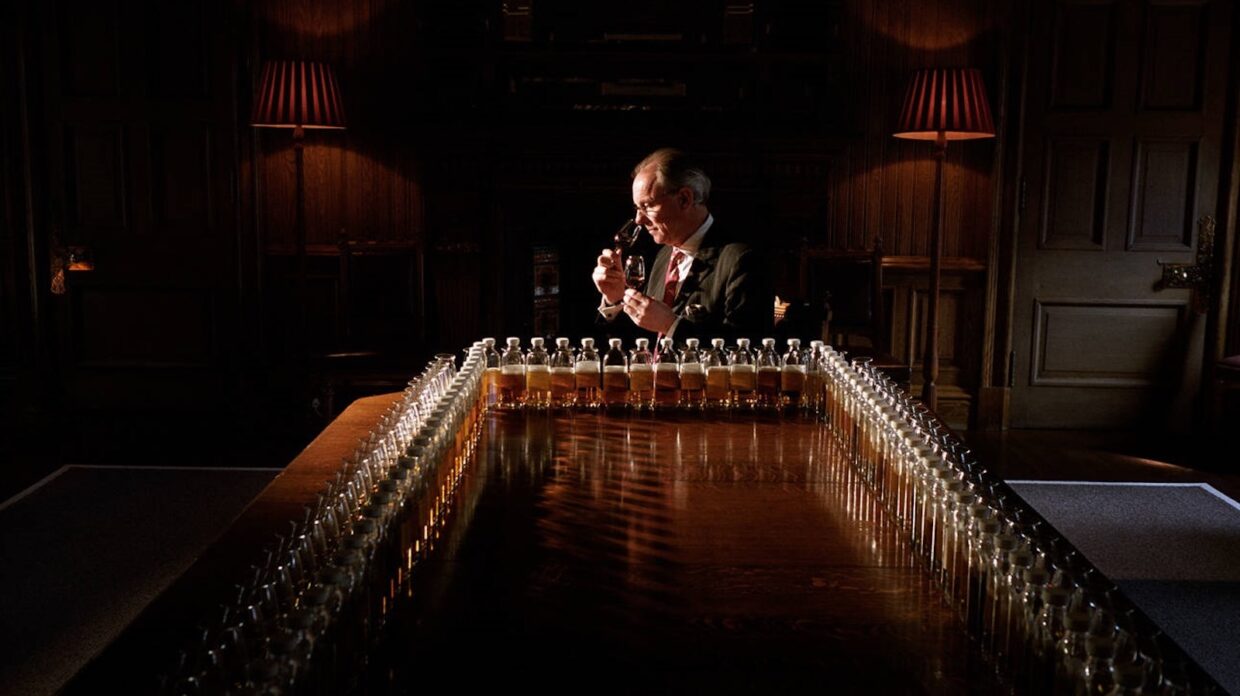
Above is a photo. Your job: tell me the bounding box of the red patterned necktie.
[662,249,685,307]
[655,249,685,358]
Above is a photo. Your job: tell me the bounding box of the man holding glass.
[592,148,772,343]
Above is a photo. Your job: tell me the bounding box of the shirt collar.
[675,214,713,257]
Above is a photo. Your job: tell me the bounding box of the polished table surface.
[365,409,1002,694]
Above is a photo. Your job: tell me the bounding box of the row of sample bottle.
[479,336,831,410]
[819,351,1217,695]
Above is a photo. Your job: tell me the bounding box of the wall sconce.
[892,67,994,409]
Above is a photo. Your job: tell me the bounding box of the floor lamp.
[893,68,994,410]
[250,60,347,339]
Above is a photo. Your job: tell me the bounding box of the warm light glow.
[893,68,995,141]
[251,60,347,130]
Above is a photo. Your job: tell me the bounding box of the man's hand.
[622,289,676,334]
[592,249,626,305]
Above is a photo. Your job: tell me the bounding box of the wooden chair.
[795,239,910,391]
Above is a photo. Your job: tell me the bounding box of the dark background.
[1,0,1237,493]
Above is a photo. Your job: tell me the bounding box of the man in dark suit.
[592,148,772,343]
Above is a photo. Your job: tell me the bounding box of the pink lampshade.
[893,68,994,141]
[250,60,346,130]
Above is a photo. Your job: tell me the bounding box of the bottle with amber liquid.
[755,337,782,408]
[678,338,705,407]
[524,337,551,407]
[804,339,826,414]
[549,337,576,407]
[574,338,601,407]
[602,338,629,407]
[498,337,525,407]
[654,337,680,408]
[781,338,807,410]
[704,338,730,408]
[729,337,757,407]
[628,338,654,409]
[481,337,501,408]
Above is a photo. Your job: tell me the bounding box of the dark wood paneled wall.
[243,0,1006,427]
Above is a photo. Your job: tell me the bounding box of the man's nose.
[635,210,651,226]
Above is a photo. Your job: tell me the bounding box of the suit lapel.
[673,242,720,310]
[647,246,671,302]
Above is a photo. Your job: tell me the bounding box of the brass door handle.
[1155,216,1214,313]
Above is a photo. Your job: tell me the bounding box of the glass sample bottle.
[804,339,826,414]
[654,337,680,408]
[629,338,655,408]
[602,338,629,407]
[678,338,705,408]
[704,338,730,407]
[729,337,757,407]
[481,337,501,408]
[525,337,551,407]
[574,338,601,407]
[781,338,807,409]
[549,337,576,407]
[755,337,782,408]
[498,337,525,407]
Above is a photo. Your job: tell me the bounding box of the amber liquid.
[705,366,730,405]
[654,365,680,406]
[679,365,705,406]
[757,367,781,407]
[781,366,806,407]
[602,367,628,405]
[730,365,756,406]
[498,367,525,407]
[574,362,601,407]
[483,367,500,407]
[525,365,551,406]
[550,368,575,406]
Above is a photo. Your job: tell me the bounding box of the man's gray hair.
[632,148,711,205]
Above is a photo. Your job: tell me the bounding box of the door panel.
[41,0,238,454]
[1011,0,1231,428]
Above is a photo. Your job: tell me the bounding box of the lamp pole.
[923,133,947,410]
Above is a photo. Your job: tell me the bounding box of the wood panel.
[1032,299,1187,386]
[1139,1,1208,112]
[150,124,212,234]
[1049,1,1117,110]
[1041,137,1109,249]
[65,124,128,233]
[1127,138,1198,250]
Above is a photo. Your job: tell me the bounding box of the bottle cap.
[737,337,750,347]
[506,337,520,347]
[482,337,495,347]
[686,338,699,348]
[787,338,801,347]
[712,338,725,348]
[811,340,824,348]
[609,338,622,348]
[556,337,570,347]
[661,337,674,348]
[530,337,544,347]
[635,338,649,349]
[762,337,775,347]
[582,337,595,348]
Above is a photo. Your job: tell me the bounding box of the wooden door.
[1011,0,1232,429]
[38,0,239,454]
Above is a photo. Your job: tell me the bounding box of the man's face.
[632,170,691,247]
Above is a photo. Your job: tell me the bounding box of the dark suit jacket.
[645,223,773,344]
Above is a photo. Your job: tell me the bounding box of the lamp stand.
[922,133,947,410]
[293,125,307,339]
